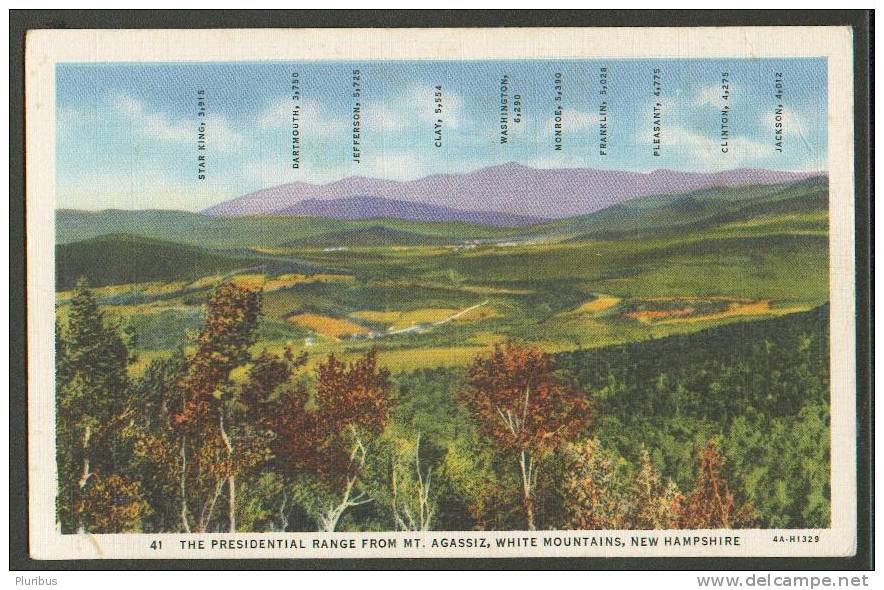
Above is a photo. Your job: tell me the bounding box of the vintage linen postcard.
[25,26,858,560]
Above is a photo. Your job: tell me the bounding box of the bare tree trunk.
[519,450,536,531]
[274,490,289,532]
[320,500,344,532]
[318,435,371,531]
[76,425,93,533]
[179,436,191,533]
[524,496,536,532]
[414,433,433,530]
[320,474,364,532]
[218,414,236,533]
[78,425,92,489]
[496,388,537,531]
[227,475,236,533]
[198,476,225,533]
[392,433,435,531]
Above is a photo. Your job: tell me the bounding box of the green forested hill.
[555,304,830,527]
[55,178,828,249]
[56,234,266,290]
[540,176,828,240]
[55,209,514,248]
[282,225,454,247]
[391,306,830,530]
[52,177,832,532]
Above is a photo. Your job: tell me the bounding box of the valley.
[55,176,829,375]
[52,171,833,532]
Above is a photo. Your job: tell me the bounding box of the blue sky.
[56,58,827,211]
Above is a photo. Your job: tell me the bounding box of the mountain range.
[271,195,544,227]
[203,163,822,222]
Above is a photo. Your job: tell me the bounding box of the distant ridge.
[203,163,824,220]
[55,234,257,290]
[282,225,453,247]
[55,234,321,289]
[274,195,546,227]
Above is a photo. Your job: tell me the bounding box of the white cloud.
[257,97,351,137]
[762,106,808,137]
[112,94,189,142]
[241,154,303,187]
[725,136,776,161]
[257,88,460,140]
[111,93,242,151]
[363,102,405,133]
[241,154,355,188]
[302,99,351,136]
[241,146,435,189]
[661,127,719,158]
[544,109,599,133]
[57,171,231,211]
[653,126,774,169]
[530,153,593,170]
[257,98,292,129]
[204,114,243,151]
[57,106,94,130]
[635,96,780,168]
[695,84,728,107]
[408,85,465,129]
[361,149,426,180]
[112,94,143,118]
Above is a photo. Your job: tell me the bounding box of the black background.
[8,9,873,572]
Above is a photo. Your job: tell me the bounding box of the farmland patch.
[288,313,371,340]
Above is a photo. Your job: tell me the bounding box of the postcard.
[24,26,858,560]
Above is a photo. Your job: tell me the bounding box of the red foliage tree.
[241,349,305,415]
[174,283,260,429]
[171,283,303,532]
[461,342,591,530]
[75,473,150,533]
[274,350,392,531]
[678,440,756,529]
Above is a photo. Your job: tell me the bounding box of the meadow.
[53,177,833,531]
[56,204,828,374]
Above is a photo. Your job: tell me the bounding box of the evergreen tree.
[56,279,144,532]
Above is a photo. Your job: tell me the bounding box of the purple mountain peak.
[203,164,825,220]
[495,161,532,170]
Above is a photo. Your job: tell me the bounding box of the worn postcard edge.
[24,26,856,560]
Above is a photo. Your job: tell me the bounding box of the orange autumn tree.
[562,441,683,530]
[75,473,151,533]
[678,440,757,529]
[173,282,303,533]
[274,350,392,531]
[461,342,591,530]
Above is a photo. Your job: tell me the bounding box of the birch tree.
[274,350,392,532]
[391,433,437,531]
[172,282,301,533]
[461,342,591,530]
[56,280,143,533]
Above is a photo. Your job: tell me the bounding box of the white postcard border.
[25,26,857,560]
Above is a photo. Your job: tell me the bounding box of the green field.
[54,177,832,532]
[56,178,830,373]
